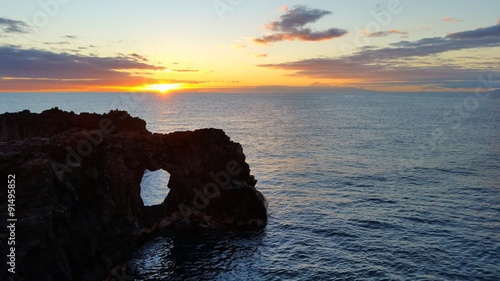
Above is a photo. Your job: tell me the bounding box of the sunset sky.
[0,0,499,93]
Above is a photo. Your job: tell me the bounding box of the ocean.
[1,92,499,280]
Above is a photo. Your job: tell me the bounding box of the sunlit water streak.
[1,92,499,280]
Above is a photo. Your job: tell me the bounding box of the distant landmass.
[171,84,500,94]
[187,82,377,94]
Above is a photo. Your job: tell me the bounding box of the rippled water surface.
[1,92,499,280]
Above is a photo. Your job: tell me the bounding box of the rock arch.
[0,108,267,281]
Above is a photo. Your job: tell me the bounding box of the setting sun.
[141,83,181,93]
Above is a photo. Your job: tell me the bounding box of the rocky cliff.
[0,108,267,281]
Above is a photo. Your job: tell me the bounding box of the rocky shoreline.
[0,108,267,281]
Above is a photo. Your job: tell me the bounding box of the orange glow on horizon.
[135,83,182,94]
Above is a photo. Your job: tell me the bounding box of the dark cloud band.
[0,46,163,80]
[259,21,500,89]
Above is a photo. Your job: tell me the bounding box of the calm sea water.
[1,92,499,280]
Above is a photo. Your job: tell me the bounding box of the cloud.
[254,5,347,45]
[43,41,71,45]
[0,46,164,79]
[0,47,207,91]
[186,84,373,94]
[267,5,331,31]
[0,17,30,33]
[231,44,247,49]
[128,52,148,61]
[0,76,206,92]
[446,23,500,39]
[171,69,198,72]
[365,29,408,37]
[259,21,500,90]
[0,46,169,90]
[256,53,268,58]
[63,35,77,39]
[443,16,463,23]
[78,45,99,50]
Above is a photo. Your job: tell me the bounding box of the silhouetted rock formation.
[0,108,267,281]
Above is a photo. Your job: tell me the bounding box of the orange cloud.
[0,46,208,92]
[255,30,346,44]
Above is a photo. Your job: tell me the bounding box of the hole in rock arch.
[140,169,171,206]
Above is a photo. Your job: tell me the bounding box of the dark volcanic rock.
[0,108,267,281]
